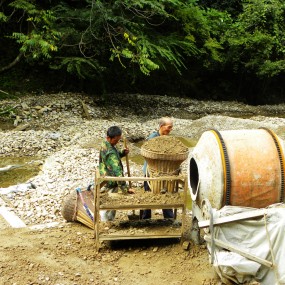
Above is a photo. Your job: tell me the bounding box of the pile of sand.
[142,136,188,154]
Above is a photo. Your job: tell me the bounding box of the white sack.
[206,204,285,285]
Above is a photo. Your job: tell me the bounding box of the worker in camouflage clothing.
[99,125,134,221]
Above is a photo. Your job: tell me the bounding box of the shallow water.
[0,120,14,131]
[0,157,41,188]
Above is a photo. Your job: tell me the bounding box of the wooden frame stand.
[94,171,188,250]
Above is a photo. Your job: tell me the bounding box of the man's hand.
[127,188,135,194]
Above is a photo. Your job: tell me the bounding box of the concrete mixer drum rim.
[210,129,231,206]
[260,127,285,202]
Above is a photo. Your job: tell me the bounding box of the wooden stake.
[123,137,132,188]
[204,235,273,268]
[124,137,137,217]
[199,209,265,228]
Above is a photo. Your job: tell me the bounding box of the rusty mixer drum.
[188,129,285,209]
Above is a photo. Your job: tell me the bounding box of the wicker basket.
[141,147,189,194]
[61,189,95,229]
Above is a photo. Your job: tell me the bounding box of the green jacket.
[99,140,127,189]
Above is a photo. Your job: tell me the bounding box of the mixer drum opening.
[188,157,199,200]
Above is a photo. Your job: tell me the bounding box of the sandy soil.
[142,136,188,154]
[0,217,219,285]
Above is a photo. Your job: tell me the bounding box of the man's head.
[107,126,122,146]
[158,117,173,136]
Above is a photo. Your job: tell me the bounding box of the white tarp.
[205,203,285,285]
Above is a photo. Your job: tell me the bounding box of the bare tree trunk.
[0,52,23,73]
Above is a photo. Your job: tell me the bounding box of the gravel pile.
[0,92,285,226]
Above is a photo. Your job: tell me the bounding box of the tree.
[197,0,243,18]
[177,3,231,69]
[222,0,285,78]
[0,0,199,78]
[0,0,61,72]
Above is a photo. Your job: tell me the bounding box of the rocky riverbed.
[0,92,285,226]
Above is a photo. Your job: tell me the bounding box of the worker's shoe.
[172,220,182,228]
[160,188,167,194]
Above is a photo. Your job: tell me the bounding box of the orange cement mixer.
[188,128,285,210]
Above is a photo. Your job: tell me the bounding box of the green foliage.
[120,0,180,15]
[198,0,243,18]
[0,105,17,116]
[42,0,199,77]
[12,30,60,59]
[50,57,104,79]
[2,0,285,102]
[9,0,36,11]
[177,4,231,67]
[8,1,61,61]
[0,0,228,79]
[222,0,285,77]
[85,0,197,74]
[0,12,8,22]
[110,31,197,75]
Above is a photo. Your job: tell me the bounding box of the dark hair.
[107,126,122,138]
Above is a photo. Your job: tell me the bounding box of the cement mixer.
[188,128,285,243]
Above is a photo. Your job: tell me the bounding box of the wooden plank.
[0,206,26,228]
[99,233,182,241]
[181,179,187,235]
[100,203,184,210]
[204,235,273,268]
[98,176,185,182]
[199,209,265,228]
[93,172,187,250]
[94,169,101,250]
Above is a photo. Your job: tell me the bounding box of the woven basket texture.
[147,166,181,194]
[62,190,94,228]
[141,147,188,194]
[141,147,188,161]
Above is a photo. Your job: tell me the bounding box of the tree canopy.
[1,0,285,103]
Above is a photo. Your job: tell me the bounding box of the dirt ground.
[42,185,219,285]
[0,216,219,285]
